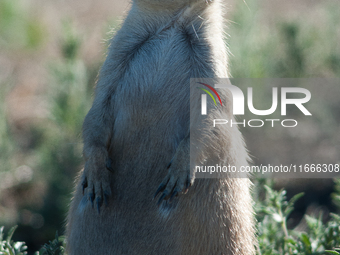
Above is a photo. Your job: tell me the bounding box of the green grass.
[255,180,340,254]
[228,1,340,78]
[0,0,45,50]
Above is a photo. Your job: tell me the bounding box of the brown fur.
[66,0,256,254]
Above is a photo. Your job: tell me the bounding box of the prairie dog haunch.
[66,0,256,254]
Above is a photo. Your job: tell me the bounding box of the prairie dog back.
[66,0,256,254]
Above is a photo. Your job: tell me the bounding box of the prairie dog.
[66,0,256,254]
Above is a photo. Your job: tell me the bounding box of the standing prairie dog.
[66,0,256,254]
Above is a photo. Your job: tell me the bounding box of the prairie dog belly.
[110,29,191,159]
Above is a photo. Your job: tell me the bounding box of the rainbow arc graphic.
[197,82,223,106]
[197,82,222,115]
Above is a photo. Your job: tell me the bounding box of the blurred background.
[0,0,339,253]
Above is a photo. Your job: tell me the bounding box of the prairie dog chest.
[110,28,192,137]
[112,28,192,120]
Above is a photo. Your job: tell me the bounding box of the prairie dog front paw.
[154,135,194,205]
[81,150,113,213]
